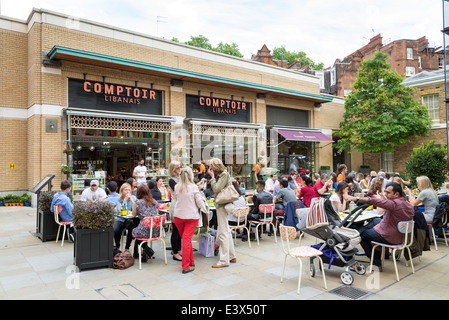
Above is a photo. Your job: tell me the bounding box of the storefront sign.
[186,94,251,123]
[68,79,163,115]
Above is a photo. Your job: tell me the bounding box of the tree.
[405,141,447,188]
[335,52,432,154]
[272,46,324,70]
[182,35,243,58]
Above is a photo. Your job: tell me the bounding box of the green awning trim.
[48,46,333,103]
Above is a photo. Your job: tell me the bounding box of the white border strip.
[0,105,65,120]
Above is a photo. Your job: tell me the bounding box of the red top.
[313,180,329,197]
[297,185,316,208]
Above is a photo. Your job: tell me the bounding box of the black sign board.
[186,94,251,123]
[68,78,163,115]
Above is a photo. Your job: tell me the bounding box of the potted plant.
[61,165,74,174]
[319,165,331,176]
[37,191,60,241]
[63,146,74,155]
[0,197,4,206]
[360,165,370,175]
[72,201,115,271]
[22,194,31,207]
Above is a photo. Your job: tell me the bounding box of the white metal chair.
[134,215,167,269]
[229,207,251,248]
[279,224,327,294]
[53,205,71,247]
[252,204,277,246]
[369,220,415,282]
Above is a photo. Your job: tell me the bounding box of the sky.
[1,0,444,68]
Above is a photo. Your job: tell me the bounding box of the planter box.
[360,167,370,175]
[37,210,62,242]
[74,227,114,271]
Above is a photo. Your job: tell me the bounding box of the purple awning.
[276,129,334,142]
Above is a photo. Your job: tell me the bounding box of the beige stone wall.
[0,10,346,193]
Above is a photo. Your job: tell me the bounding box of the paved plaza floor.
[1,206,449,301]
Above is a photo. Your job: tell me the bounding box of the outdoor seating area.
[1,205,449,300]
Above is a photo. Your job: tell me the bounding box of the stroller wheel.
[340,272,354,285]
[309,258,316,278]
[354,262,366,275]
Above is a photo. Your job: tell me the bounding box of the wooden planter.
[74,227,114,271]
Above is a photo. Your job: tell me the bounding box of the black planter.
[37,210,62,242]
[74,227,114,271]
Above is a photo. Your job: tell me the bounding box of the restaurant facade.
[0,8,360,204]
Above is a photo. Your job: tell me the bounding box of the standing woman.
[168,161,183,262]
[131,184,159,261]
[173,167,204,274]
[336,164,347,186]
[207,158,237,268]
[406,176,439,223]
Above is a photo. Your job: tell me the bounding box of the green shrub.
[405,140,448,189]
[72,201,115,229]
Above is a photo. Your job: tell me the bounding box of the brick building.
[0,8,356,205]
[320,34,444,98]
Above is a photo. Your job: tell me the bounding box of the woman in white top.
[329,181,349,213]
[406,176,439,223]
[173,166,204,274]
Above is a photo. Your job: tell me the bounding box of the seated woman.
[366,178,385,213]
[329,181,349,213]
[406,175,439,223]
[113,183,137,253]
[148,180,162,202]
[297,176,316,207]
[228,181,247,223]
[132,184,160,261]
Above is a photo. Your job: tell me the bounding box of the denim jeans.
[358,218,389,267]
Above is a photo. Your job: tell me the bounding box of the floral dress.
[132,199,160,239]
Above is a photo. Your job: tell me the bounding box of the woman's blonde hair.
[369,178,383,193]
[119,183,131,200]
[416,176,437,198]
[168,160,181,177]
[391,176,403,188]
[177,166,194,193]
[208,158,226,175]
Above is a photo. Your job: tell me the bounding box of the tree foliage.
[335,52,432,154]
[405,141,448,189]
[272,46,324,70]
[180,35,243,57]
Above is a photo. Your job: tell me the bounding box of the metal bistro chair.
[53,205,71,247]
[230,207,251,248]
[279,224,327,295]
[134,215,167,269]
[369,220,415,282]
[252,204,277,246]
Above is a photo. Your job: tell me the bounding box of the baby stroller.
[298,198,370,285]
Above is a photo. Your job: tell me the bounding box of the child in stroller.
[297,197,369,285]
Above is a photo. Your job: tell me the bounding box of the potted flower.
[72,201,115,271]
[320,165,331,176]
[61,165,74,174]
[0,197,4,206]
[63,146,74,155]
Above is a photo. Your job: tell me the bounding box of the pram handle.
[339,204,371,228]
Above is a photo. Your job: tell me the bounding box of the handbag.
[113,251,135,270]
[199,233,215,257]
[214,173,240,205]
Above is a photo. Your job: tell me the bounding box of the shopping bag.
[199,233,215,257]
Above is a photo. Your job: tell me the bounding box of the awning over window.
[276,129,333,142]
